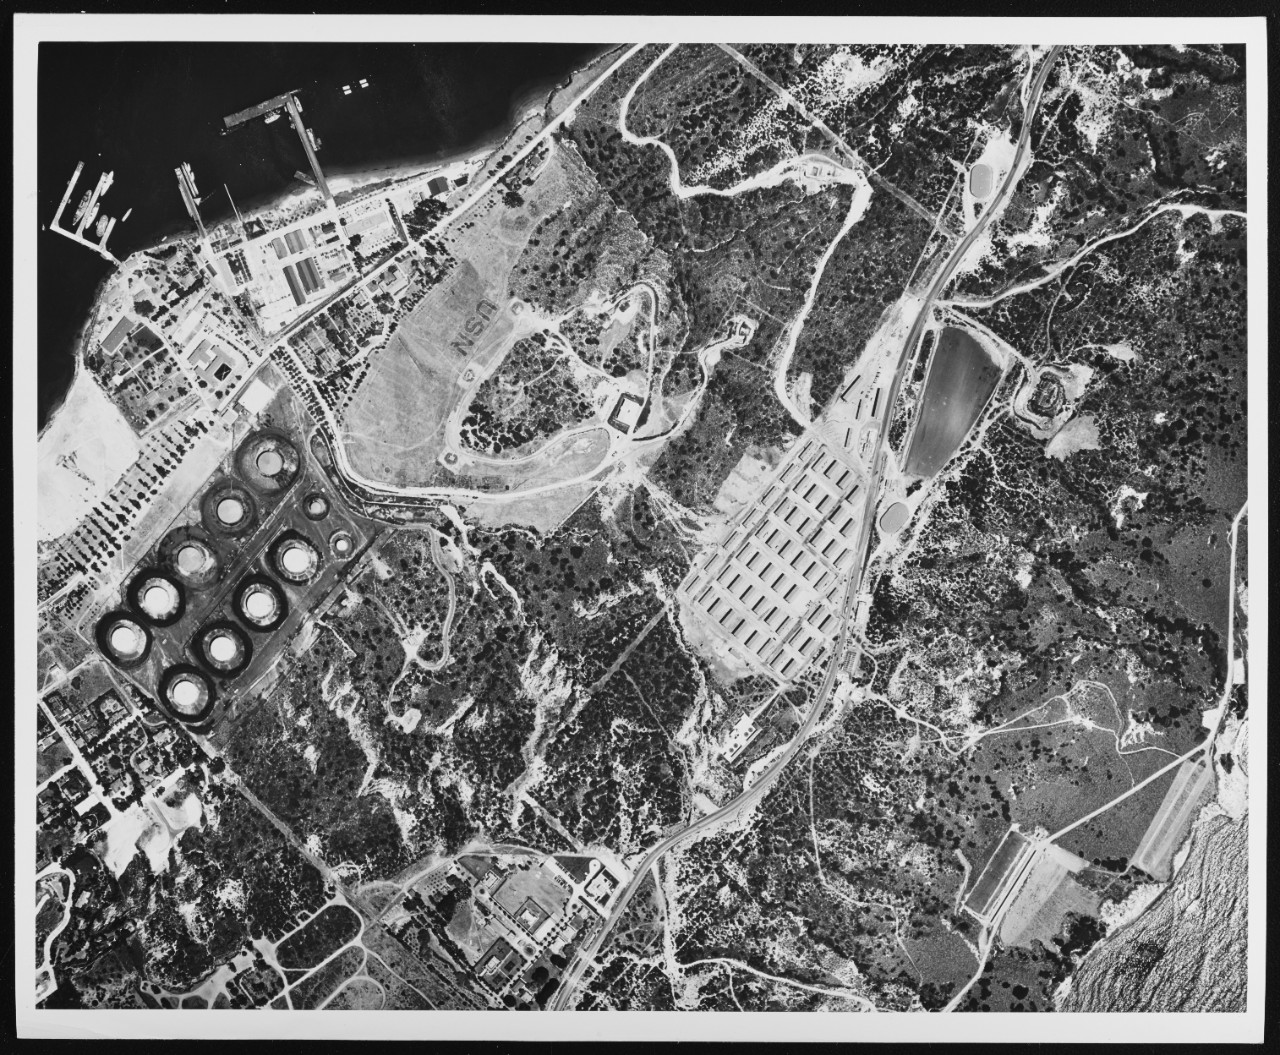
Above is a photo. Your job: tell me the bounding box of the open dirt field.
[340,273,520,487]
[338,145,588,488]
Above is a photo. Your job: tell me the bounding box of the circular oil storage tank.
[303,492,330,521]
[878,502,910,535]
[234,576,288,632]
[195,621,253,676]
[236,431,301,495]
[202,482,258,538]
[96,611,152,668]
[159,665,216,723]
[127,569,186,627]
[329,530,355,559]
[271,533,321,585]
[159,526,222,588]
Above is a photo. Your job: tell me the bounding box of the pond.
[903,326,1002,478]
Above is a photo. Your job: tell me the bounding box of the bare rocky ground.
[1058,809,1248,1012]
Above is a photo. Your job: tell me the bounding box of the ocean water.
[36,41,611,430]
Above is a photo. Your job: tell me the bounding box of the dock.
[223,90,331,201]
[176,162,208,240]
[49,161,121,266]
[223,92,293,130]
[284,92,332,201]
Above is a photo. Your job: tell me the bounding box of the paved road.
[550,45,1064,1012]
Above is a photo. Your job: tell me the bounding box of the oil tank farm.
[159,664,217,724]
[88,409,368,731]
[234,575,289,631]
[202,481,259,537]
[270,531,322,585]
[236,431,301,494]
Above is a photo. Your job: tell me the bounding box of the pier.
[223,90,331,201]
[283,93,332,201]
[223,92,292,130]
[49,161,122,266]
[51,160,84,228]
[176,162,208,240]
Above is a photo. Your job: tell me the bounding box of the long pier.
[175,162,208,240]
[223,90,331,202]
[51,160,84,228]
[283,93,331,201]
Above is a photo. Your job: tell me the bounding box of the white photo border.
[13,12,1267,1042]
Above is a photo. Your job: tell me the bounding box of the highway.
[549,45,1064,1011]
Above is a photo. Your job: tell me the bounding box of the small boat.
[265,111,281,124]
[94,214,111,239]
[121,208,133,223]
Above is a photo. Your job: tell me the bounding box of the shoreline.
[150,45,621,249]
[37,269,114,441]
[182,44,621,239]
[39,44,623,435]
